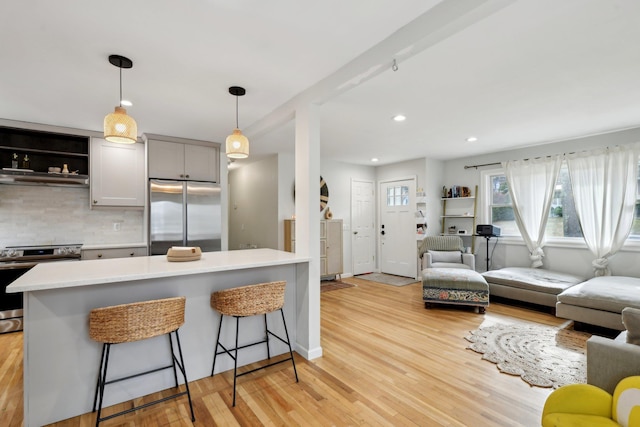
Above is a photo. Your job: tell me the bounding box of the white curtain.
[502,156,562,268]
[566,144,640,276]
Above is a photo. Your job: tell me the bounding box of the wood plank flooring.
[0,277,567,426]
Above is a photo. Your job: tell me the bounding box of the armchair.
[418,236,475,271]
[541,376,640,427]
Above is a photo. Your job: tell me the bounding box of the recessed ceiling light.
[371,158,379,162]
[466,136,478,142]
[392,115,406,122]
[121,99,133,107]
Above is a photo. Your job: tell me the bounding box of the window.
[484,162,640,240]
[386,185,409,207]
[487,174,518,236]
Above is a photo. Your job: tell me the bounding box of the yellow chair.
[541,376,640,427]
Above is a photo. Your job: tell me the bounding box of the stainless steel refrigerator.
[149,179,222,255]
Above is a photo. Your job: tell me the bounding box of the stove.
[0,243,82,333]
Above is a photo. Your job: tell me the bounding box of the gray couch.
[587,332,640,394]
[481,267,585,308]
[557,276,640,331]
[587,307,640,393]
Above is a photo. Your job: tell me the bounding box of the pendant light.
[104,55,138,144]
[226,86,249,159]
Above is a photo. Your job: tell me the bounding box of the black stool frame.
[211,308,299,406]
[93,329,195,426]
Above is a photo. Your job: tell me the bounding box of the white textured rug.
[356,273,417,286]
[465,322,591,388]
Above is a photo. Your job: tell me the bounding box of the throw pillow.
[622,307,640,345]
[428,250,462,263]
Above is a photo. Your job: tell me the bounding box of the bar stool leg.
[173,330,196,422]
[94,343,112,427]
[280,308,299,382]
[168,334,179,387]
[211,314,224,376]
[233,316,240,406]
[92,344,107,412]
[264,313,271,359]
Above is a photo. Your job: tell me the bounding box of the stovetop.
[0,244,83,262]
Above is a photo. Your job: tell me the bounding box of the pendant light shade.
[104,55,138,144]
[226,86,249,159]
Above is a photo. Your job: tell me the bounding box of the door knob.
[353,231,358,235]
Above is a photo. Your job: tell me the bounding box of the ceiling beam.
[246,0,517,140]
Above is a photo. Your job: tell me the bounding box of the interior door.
[379,179,416,278]
[351,179,375,275]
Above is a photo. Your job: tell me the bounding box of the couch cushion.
[482,267,585,295]
[430,262,471,270]
[622,307,640,345]
[557,276,640,314]
[428,250,462,263]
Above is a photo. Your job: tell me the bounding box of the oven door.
[0,263,32,333]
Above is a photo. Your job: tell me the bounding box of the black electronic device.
[476,224,501,237]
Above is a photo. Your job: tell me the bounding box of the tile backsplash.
[0,185,144,247]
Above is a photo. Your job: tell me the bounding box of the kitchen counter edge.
[7,248,310,293]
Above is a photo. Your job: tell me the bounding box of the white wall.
[228,155,279,250]
[277,152,296,250]
[443,127,640,277]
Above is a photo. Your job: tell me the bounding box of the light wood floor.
[0,277,568,426]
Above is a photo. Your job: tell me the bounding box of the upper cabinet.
[90,138,145,207]
[146,135,220,182]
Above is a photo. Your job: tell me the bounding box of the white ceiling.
[2,0,640,166]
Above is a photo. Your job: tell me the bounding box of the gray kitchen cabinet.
[81,246,147,260]
[146,135,220,182]
[90,138,145,207]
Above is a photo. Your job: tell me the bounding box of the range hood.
[0,169,88,187]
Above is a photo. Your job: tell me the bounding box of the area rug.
[321,280,356,293]
[356,273,417,286]
[465,322,591,389]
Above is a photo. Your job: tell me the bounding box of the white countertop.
[7,248,309,293]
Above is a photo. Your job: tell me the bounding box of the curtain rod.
[463,162,501,170]
[464,152,581,170]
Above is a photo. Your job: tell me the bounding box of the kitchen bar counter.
[8,248,313,427]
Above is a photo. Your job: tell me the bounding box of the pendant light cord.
[119,61,123,108]
[235,95,239,128]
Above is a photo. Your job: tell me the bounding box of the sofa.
[481,267,585,309]
[587,308,640,394]
[557,276,640,331]
[482,268,640,331]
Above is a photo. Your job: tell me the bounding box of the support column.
[294,103,322,359]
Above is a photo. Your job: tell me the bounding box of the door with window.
[379,178,416,278]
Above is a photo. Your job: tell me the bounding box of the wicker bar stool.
[89,296,195,426]
[210,281,298,406]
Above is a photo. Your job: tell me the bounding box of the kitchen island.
[7,248,312,427]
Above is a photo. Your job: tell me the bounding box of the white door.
[379,179,416,277]
[351,179,375,275]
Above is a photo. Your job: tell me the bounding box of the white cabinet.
[90,138,145,207]
[147,137,219,182]
[284,219,343,279]
[82,246,147,260]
